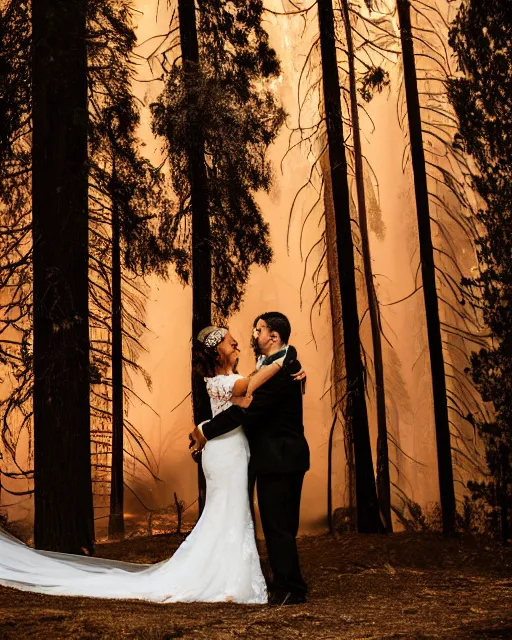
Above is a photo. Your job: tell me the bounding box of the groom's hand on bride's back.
[283,347,307,391]
[291,367,306,381]
[289,366,306,394]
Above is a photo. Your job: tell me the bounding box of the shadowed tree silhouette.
[0,0,174,546]
[397,0,456,535]
[0,0,33,514]
[31,0,94,554]
[87,0,175,540]
[317,0,384,534]
[448,0,512,543]
[340,0,392,532]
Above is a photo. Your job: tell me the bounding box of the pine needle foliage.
[151,0,286,320]
[448,0,512,541]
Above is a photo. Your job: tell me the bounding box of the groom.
[191,312,310,605]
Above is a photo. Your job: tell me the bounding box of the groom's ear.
[270,331,279,342]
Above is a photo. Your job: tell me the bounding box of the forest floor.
[0,531,511,639]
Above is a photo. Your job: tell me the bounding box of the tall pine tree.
[0,0,173,545]
[151,0,285,319]
[340,0,392,532]
[87,0,174,539]
[448,0,512,542]
[397,0,456,535]
[317,0,384,534]
[32,0,94,553]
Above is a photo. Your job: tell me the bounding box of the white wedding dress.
[0,373,267,604]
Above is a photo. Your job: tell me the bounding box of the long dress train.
[0,373,267,603]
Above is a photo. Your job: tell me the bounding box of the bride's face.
[217,332,240,369]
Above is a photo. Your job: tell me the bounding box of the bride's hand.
[189,433,202,462]
[231,394,253,408]
[189,427,206,459]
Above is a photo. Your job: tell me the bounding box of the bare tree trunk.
[317,0,384,534]
[178,0,211,515]
[397,0,455,535]
[322,153,356,532]
[32,0,94,553]
[108,164,124,540]
[341,0,392,532]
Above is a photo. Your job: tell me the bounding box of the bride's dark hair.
[192,340,221,378]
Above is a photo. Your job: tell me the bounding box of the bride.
[0,325,301,603]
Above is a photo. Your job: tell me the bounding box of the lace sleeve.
[205,374,240,402]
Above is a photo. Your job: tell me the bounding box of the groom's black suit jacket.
[202,347,310,475]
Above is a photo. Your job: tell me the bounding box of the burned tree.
[317,0,383,533]
[397,0,456,535]
[340,0,392,532]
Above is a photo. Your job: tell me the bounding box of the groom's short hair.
[255,312,291,344]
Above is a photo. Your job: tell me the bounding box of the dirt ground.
[0,532,511,639]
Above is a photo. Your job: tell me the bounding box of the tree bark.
[397,0,456,535]
[341,0,392,532]
[108,163,124,540]
[317,0,384,533]
[321,152,356,531]
[178,0,211,515]
[32,0,94,553]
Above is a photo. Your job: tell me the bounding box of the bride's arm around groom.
[197,345,303,441]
